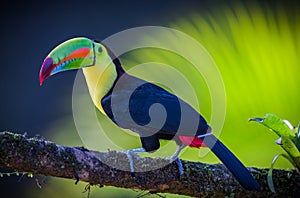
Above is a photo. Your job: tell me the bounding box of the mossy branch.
[0,132,299,197]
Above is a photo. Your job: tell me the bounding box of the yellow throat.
[82,55,117,115]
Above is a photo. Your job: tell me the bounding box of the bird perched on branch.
[39,37,260,190]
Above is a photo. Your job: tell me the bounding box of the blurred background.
[0,0,299,197]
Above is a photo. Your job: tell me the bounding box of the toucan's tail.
[202,134,260,190]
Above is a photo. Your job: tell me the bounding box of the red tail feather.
[178,136,207,148]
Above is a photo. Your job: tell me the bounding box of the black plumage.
[101,72,209,151]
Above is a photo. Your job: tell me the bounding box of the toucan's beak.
[39,37,94,86]
[39,47,92,85]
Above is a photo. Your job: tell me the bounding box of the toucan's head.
[39,37,107,85]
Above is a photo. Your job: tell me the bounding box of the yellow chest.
[82,61,117,115]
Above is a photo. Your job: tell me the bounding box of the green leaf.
[251,113,294,137]
[250,113,300,169]
[294,122,300,150]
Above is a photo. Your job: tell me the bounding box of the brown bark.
[0,131,299,197]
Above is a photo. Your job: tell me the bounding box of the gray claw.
[169,156,184,176]
[125,151,136,172]
[121,148,146,172]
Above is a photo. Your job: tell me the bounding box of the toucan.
[39,37,260,190]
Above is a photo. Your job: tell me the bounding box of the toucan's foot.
[175,158,184,176]
[169,156,184,175]
[122,148,146,172]
[169,144,185,176]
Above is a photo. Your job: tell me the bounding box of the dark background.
[0,0,299,197]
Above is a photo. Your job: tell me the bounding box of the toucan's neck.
[82,55,124,115]
[111,55,125,77]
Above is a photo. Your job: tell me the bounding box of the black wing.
[101,73,209,138]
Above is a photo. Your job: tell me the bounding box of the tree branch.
[0,132,299,197]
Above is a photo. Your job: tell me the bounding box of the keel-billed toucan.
[39,37,260,190]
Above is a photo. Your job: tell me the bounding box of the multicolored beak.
[39,37,95,85]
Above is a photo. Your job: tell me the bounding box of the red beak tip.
[39,75,44,86]
[39,57,54,86]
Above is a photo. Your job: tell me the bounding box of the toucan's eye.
[98,47,103,53]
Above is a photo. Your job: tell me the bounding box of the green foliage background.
[28,1,299,197]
